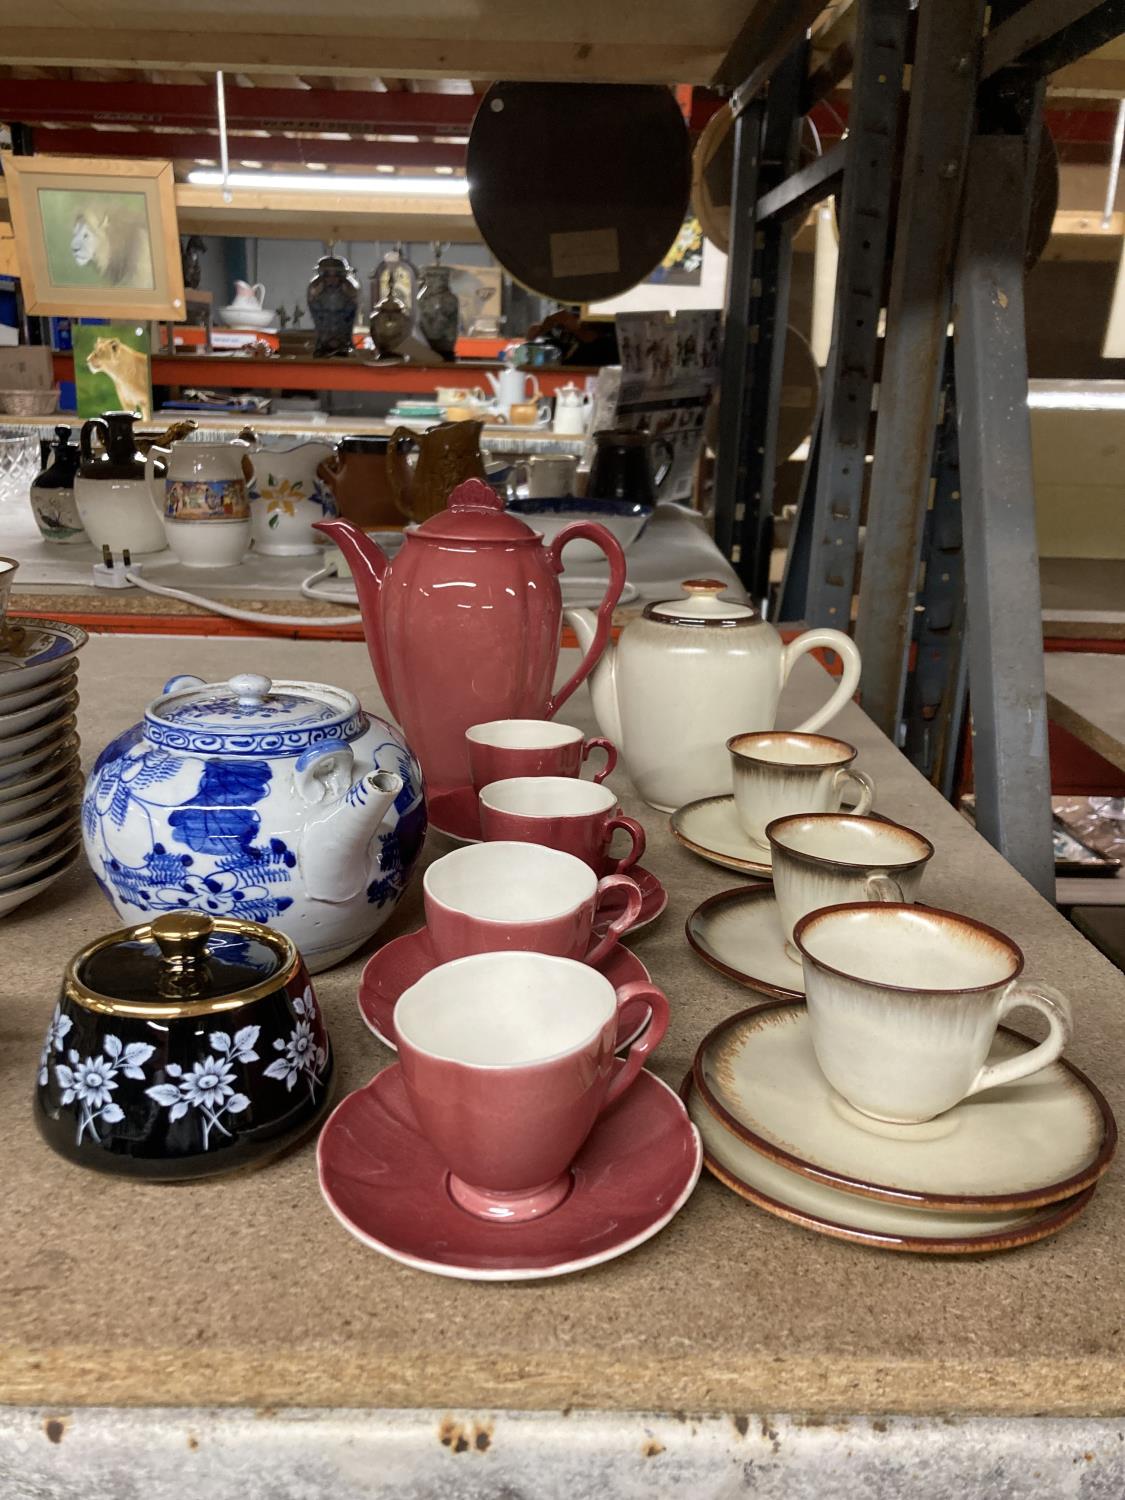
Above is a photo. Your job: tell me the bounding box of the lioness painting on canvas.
[85,336,151,420]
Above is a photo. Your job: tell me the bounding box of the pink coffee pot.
[316,479,626,795]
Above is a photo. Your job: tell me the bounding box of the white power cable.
[121,559,635,623]
[124,569,365,627]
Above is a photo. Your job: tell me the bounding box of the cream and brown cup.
[767,811,934,961]
[794,902,1073,1124]
[728,731,874,850]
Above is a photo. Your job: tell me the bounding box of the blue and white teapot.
[82,671,426,972]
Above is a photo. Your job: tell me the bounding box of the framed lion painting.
[4,155,186,319]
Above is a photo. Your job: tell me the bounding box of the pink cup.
[466,718,616,794]
[424,841,643,966]
[395,949,671,1220]
[478,776,646,876]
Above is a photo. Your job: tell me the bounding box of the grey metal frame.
[953,129,1055,900]
[712,0,1125,894]
[777,0,908,628]
[853,0,986,738]
[900,359,968,794]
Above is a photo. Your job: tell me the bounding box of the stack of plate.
[0,617,87,918]
[686,1001,1116,1255]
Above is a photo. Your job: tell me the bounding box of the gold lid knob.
[152,911,214,964]
[681,578,727,595]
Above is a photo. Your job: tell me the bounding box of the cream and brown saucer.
[686,886,803,1000]
[682,1070,1095,1255]
[692,1002,1115,1215]
[670,795,773,876]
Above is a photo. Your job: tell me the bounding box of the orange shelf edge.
[53,352,590,396]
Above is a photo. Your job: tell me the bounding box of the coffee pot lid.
[412,477,539,543]
[646,579,760,624]
[144,672,365,756]
[70,911,297,1012]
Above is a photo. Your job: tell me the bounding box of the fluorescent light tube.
[187,169,468,196]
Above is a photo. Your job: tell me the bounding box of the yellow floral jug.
[250,439,336,556]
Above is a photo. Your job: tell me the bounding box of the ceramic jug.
[316,477,627,796]
[554,382,592,436]
[567,580,862,812]
[30,425,85,543]
[387,419,486,523]
[250,440,336,555]
[317,435,400,531]
[486,365,541,419]
[231,280,266,310]
[146,439,254,567]
[74,411,167,555]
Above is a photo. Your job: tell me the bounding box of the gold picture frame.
[4,154,185,318]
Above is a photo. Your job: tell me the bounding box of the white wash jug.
[566,580,862,812]
[486,365,541,418]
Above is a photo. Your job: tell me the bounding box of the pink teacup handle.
[601,980,670,1111]
[585,873,644,965]
[605,814,646,874]
[582,736,617,784]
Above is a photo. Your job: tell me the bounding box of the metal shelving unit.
[712,0,1125,901]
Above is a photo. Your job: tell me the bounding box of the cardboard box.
[0,346,54,389]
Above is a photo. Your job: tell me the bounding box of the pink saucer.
[594,864,668,936]
[317,1063,702,1279]
[358,925,654,1052]
[428,786,482,842]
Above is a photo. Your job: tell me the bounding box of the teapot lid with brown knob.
[66,911,299,1016]
[412,476,541,544]
[645,578,761,625]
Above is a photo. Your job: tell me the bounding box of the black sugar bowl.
[35,912,334,1180]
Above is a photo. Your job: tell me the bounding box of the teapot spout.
[314,517,397,715]
[301,766,403,903]
[315,516,389,590]
[564,607,622,745]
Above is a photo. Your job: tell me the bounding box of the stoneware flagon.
[568,579,863,812]
[35,911,333,1180]
[81,671,426,972]
[317,478,626,796]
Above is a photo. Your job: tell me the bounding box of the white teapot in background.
[554,381,592,435]
[566,580,862,812]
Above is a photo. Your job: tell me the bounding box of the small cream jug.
[567,580,862,812]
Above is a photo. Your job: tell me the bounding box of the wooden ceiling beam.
[0,79,478,133]
[29,126,466,169]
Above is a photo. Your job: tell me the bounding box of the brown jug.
[317,436,401,531]
[386,419,486,523]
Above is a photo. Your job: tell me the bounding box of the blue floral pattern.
[83,704,425,965]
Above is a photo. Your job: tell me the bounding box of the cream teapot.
[567,580,862,812]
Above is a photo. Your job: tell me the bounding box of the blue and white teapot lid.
[145,672,367,757]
